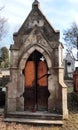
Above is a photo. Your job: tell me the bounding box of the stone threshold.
[7,111,62,116]
[3,118,63,125]
[4,111,63,124]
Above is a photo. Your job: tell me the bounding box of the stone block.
[7,98,16,112]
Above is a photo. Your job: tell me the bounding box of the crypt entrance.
[24,50,50,112]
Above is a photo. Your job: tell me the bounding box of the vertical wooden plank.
[37,61,48,111]
[37,61,47,86]
[25,61,35,87]
[24,61,35,110]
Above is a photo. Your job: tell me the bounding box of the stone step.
[4,118,63,125]
[6,111,62,120]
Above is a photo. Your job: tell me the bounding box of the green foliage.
[72,92,78,102]
[64,76,73,80]
[1,47,9,61]
[0,47,10,68]
[0,57,2,66]
[63,22,78,48]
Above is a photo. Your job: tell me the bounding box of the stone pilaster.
[59,67,68,119]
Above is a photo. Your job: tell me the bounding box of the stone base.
[4,111,63,125]
[4,118,63,125]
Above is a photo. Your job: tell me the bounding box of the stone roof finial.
[32,0,40,9]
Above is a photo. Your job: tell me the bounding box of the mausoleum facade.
[5,0,68,124]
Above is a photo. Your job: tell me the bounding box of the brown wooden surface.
[25,61,35,87]
[24,61,35,110]
[37,61,47,87]
[37,61,48,111]
[73,71,78,92]
[24,52,49,111]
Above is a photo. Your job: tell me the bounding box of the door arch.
[24,50,50,111]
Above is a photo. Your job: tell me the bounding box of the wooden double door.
[24,51,50,112]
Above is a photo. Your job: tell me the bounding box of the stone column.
[16,69,24,111]
[59,67,68,119]
[6,67,18,112]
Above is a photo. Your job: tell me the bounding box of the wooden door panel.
[37,86,48,111]
[37,61,47,87]
[24,51,49,111]
[24,61,35,110]
[37,61,48,111]
[25,61,35,87]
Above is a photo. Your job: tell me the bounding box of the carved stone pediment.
[21,27,52,54]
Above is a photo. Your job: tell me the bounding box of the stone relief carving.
[50,41,59,48]
[28,20,44,28]
[22,32,53,54]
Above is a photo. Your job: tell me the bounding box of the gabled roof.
[14,0,60,42]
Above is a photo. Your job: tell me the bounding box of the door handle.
[38,73,51,80]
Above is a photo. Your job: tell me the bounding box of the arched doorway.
[23,50,50,112]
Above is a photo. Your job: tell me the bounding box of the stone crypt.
[4,0,68,124]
